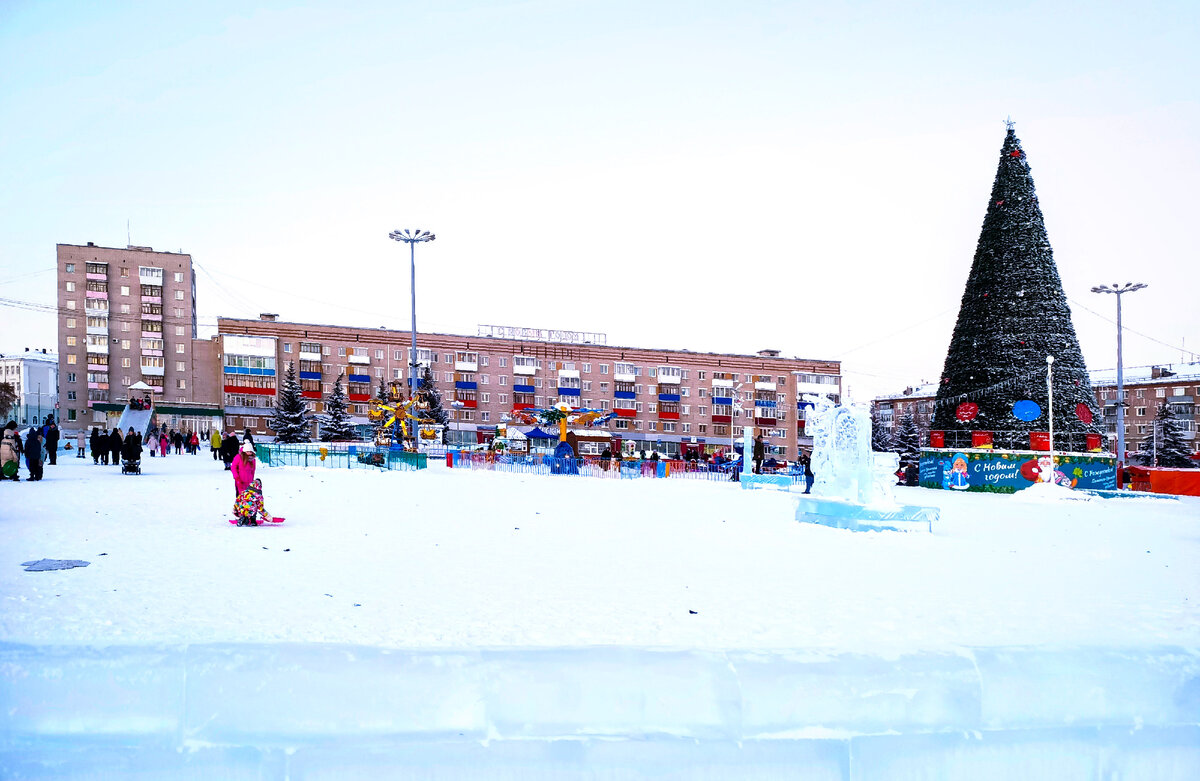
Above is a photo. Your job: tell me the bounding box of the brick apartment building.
[872,363,1200,457]
[55,243,222,433]
[55,243,841,458]
[216,316,842,460]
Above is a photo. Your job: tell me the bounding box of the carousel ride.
[367,382,443,449]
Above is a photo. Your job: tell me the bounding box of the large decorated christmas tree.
[931,125,1102,449]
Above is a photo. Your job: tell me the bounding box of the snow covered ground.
[2,454,1198,778]
[2,453,1197,653]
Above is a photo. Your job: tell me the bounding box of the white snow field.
[2,453,1198,778]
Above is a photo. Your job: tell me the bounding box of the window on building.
[66,300,76,310]
[393,350,402,360]
[498,394,508,404]
[121,376,131,386]
[500,376,507,386]
[392,369,402,379]
[120,339,131,349]
[120,304,130,314]
[65,281,76,292]
[375,349,384,359]
[177,379,186,389]
[174,326,184,336]
[283,343,292,353]
[1156,389,1166,398]
[119,285,129,296]
[176,344,185,353]
[65,263,75,272]
[499,356,507,367]
[121,357,131,368]
[121,321,130,332]
[66,336,77,346]
[481,356,489,366]
[698,424,707,434]
[67,372,76,382]
[444,353,453,363]
[174,272,184,282]
[375,367,383,377]
[176,361,185,371]
[338,347,346,356]
[174,290,184,300]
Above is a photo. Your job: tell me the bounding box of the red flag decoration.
[971,430,994,448]
[956,402,979,422]
[1075,403,1094,424]
[1030,431,1050,451]
[929,431,946,448]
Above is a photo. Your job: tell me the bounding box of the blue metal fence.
[447,452,759,483]
[255,444,427,472]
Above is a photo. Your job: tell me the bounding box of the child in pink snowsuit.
[231,440,257,496]
[233,478,272,526]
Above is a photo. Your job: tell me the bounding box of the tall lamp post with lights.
[1090,282,1147,477]
[389,228,436,444]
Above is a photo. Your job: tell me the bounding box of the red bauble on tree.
[1075,403,1093,424]
[956,402,979,422]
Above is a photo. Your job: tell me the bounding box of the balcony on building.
[615,380,636,400]
[138,266,164,287]
[140,363,165,376]
[711,414,732,424]
[347,354,370,366]
[513,358,537,376]
[658,392,680,403]
[299,350,322,362]
[455,351,479,372]
[656,367,682,386]
[658,402,680,421]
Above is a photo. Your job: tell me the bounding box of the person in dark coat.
[24,427,44,481]
[44,421,60,466]
[121,427,143,463]
[243,429,255,445]
[109,428,123,466]
[753,434,765,474]
[172,430,183,455]
[800,451,814,494]
[219,431,240,471]
[90,427,102,464]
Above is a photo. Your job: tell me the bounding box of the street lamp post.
[1090,282,1147,480]
[389,228,435,449]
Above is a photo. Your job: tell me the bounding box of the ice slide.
[116,405,154,440]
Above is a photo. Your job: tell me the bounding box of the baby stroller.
[121,457,141,475]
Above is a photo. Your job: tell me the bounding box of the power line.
[1068,296,1197,360]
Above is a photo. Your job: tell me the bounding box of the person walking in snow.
[148,429,159,457]
[108,428,122,467]
[75,428,86,458]
[24,427,44,481]
[231,440,257,496]
[44,421,60,466]
[159,431,169,457]
[219,431,239,470]
[210,429,222,461]
[753,434,765,475]
[188,431,200,455]
[172,430,183,455]
[1,421,22,481]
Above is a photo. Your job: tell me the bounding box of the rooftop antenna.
[127,218,131,247]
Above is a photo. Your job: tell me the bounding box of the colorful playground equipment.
[508,402,616,443]
[367,382,441,449]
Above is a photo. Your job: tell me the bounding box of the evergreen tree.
[417,365,449,431]
[1132,403,1196,468]
[320,373,353,441]
[893,412,922,463]
[931,125,1101,445]
[270,361,312,443]
[871,409,894,452]
[0,382,16,419]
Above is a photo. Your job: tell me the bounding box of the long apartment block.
[218,315,841,459]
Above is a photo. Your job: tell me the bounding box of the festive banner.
[919,449,1116,493]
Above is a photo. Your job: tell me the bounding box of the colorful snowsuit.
[233,479,271,525]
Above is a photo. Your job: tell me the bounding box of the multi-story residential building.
[217,316,842,460]
[872,382,938,443]
[0,349,58,428]
[872,362,1200,457]
[55,243,222,433]
[1091,362,1199,458]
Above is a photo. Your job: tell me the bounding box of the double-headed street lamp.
[389,228,436,446]
[1090,282,1147,476]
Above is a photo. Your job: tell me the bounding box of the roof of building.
[215,316,841,370]
[874,382,939,402]
[1089,362,1200,387]
[0,350,57,364]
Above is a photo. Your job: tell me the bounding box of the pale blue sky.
[2,1,1197,398]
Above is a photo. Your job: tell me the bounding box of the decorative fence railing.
[255,443,427,472]
[928,430,1109,453]
[447,452,801,484]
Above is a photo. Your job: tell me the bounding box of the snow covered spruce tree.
[871,409,894,452]
[320,373,354,442]
[931,125,1102,449]
[1132,403,1196,468]
[893,412,922,463]
[270,361,312,443]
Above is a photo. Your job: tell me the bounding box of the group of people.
[1,420,58,482]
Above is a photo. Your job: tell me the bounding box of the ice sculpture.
[796,396,937,532]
